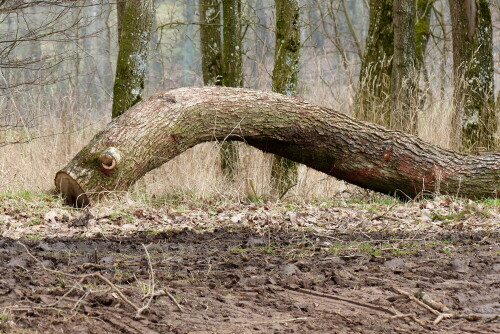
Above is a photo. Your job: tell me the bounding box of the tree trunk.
[354,0,393,127]
[391,0,417,134]
[112,0,154,118]
[199,0,223,86]
[55,87,500,208]
[222,0,243,87]
[448,0,497,151]
[271,0,300,197]
[183,0,196,86]
[220,0,243,179]
[116,0,126,44]
[415,0,434,73]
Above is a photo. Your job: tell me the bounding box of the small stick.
[287,286,396,315]
[415,291,450,313]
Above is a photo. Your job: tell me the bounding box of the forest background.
[1,0,499,202]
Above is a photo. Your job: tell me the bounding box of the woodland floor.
[0,193,499,333]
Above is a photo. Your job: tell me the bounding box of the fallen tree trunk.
[55,87,499,207]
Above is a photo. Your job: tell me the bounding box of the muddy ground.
[0,196,499,333]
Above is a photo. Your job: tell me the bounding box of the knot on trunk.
[99,147,121,172]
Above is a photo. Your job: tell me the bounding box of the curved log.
[55,87,500,207]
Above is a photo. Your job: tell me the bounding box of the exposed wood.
[55,87,500,207]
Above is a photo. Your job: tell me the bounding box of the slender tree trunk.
[102,0,115,93]
[415,0,434,73]
[112,0,154,118]
[116,0,126,44]
[220,0,243,180]
[148,0,164,92]
[183,0,196,86]
[200,0,223,86]
[55,87,500,208]
[448,0,497,151]
[222,0,243,86]
[414,0,434,105]
[354,0,393,127]
[391,0,417,134]
[271,0,300,197]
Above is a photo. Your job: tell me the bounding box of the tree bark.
[448,0,497,151]
[112,0,154,118]
[55,87,500,207]
[391,0,417,134]
[354,0,393,127]
[271,0,300,196]
[220,0,243,179]
[199,0,223,86]
[415,0,434,73]
[222,0,243,87]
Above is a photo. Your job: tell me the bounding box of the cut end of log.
[54,171,90,208]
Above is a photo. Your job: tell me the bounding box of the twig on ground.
[389,306,428,328]
[415,291,449,312]
[287,286,429,329]
[391,287,484,325]
[17,241,185,317]
[286,286,394,315]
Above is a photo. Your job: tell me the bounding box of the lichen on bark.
[112,0,154,118]
[200,0,223,86]
[449,0,497,151]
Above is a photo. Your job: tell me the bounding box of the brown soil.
[0,199,499,333]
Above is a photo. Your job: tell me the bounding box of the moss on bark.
[112,0,154,118]
[270,0,300,197]
[449,0,497,151]
[200,0,223,86]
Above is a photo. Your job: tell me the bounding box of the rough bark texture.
[112,0,154,118]
[200,0,223,86]
[449,0,497,151]
[222,0,242,87]
[391,0,417,134]
[271,0,300,196]
[220,0,243,179]
[55,87,500,207]
[354,0,393,127]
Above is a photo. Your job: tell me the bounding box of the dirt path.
[0,197,499,333]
